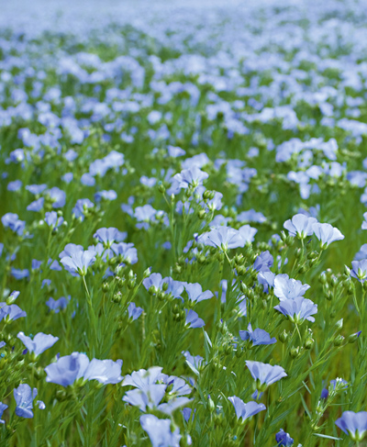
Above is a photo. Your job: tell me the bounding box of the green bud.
[319,273,327,285]
[348,332,361,343]
[208,397,216,413]
[127,279,136,290]
[112,292,122,304]
[158,182,166,193]
[162,282,169,292]
[304,338,314,350]
[279,330,289,343]
[102,282,109,292]
[198,210,206,220]
[56,389,67,402]
[149,285,157,295]
[237,265,246,275]
[333,335,345,346]
[290,346,300,358]
[335,318,343,331]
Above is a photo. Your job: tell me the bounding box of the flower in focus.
[283,214,317,238]
[246,361,287,390]
[228,396,266,421]
[240,324,276,346]
[276,428,294,446]
[60,245,95,276]
[14,384,45,419]
[274,297,318,323]
[312,222,344,247]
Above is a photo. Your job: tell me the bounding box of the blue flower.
[246,361,287,388]
[46,187,66,208]
[198,226,246,250]
[143,273,184,299]
[238,225,257,243]
[228,396,266,421]
[237,209,267,224]
[321,378,348,399]
[46,297,69,313]
[0,402,8,424]
[45,352,123,387]
[60,245,95,276]
[276,428,294,446]
[82,358,123,384]
[240,324,276,346]
[45,352,90,386]
[14,384,45,419]
[94,190,117,202]
[123,384,166,411]
[185,309,205,328]
[17,332,59,356]
[172,166,209,190]
[0,304,27,322]
[93,227,126,247]
[72,198,94,221]
[283,214,317,238]
[274,297,318,323]
[274,274,310,301]
[253,251,273,272]
[128,302,143,321]
[140,414,181,447]
[184,283,213,303]
[183,351,204,371]
[351,260,367,282]
[27,197,45,212]
[45,211,64,228]
[335,411,367,441]
[258,271,275,293]
[7,180,22,191]
[111,242,138,265]
[312,222,344,247]
[167,145,186,157]
[1,213,25,236]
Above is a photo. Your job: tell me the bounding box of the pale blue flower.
[274,297,318,323]
[14,384,45,418]
[228,396,266,421]
[274,274,310,301]
[312,222,344,247]
[140,414,181,447]
[17,332,58,356]
[284,214,317,238]
[240,324,276,346]
[246,361,287,386]
[335,411,367,441]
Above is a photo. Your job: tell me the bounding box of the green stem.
[82,275,98,356]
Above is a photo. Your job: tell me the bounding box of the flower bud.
[304,338,314,350]
[279,330,288,343]
[333,335,345,346]
[348,331,361,343]
[335,318,343,331]
[112,292,122,304]
[290,346,300,358]
[198,210,206,220]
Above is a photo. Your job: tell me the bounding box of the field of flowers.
[3,0,367,445]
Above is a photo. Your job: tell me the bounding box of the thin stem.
[82,275,98,356]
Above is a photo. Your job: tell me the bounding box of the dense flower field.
[2,0,367,445]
